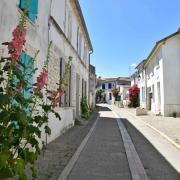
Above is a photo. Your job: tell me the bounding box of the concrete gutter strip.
[57,116,99,180]
[126,110,180,151]
[113,112,149,180]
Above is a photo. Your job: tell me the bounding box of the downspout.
[88,49,93,106]
[145,68,148,109]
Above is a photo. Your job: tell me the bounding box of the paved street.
[62,104,180,180]
[67,106,132,180]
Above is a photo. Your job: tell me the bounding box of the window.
[108,83,112,89]
[78,29,82,57]
[82,78,84,98]
[102,83,105,90]
[84,81,87,97]
[152,84,155,102]
[59,58,65,107]
[67,10,72,41]
[109,93,112,100]
[83,43,87,64]
[19,0,38,23]
[141,86,145,102]
[59,59,72,107]
[68,65,72,106]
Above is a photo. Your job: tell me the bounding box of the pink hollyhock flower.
[52,87,65,108]
[16,83,21,93]
[50,90,56,97]
[52,96,60,108]
[37,70,48,89]
[8,25,27,61]
[11,53,20,61]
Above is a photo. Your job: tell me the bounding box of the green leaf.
[31,165,37,180]
[29,137,39,148]
[19,173,28,180]
[20,148,37,164]
[0,111,10,124]
[0,166,13,178]
[0,151,11,168]
[45,126,51,135]
[0,94,10,105]
[12,159,25,176]
[28,125,41,138]
[42,105,51,112]
[54,112,61,120]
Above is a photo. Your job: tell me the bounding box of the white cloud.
[130,63,137,67]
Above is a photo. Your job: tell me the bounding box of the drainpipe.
[88,49,93,106]
[145,68,148,109]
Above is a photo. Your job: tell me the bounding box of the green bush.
[81,97,90,119]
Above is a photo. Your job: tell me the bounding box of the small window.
[108,83,112,89]
[102,84,105,90]
[152,84,155,102]
[19,0,38,23]
[109,93,112,100]
[67,10,72,41]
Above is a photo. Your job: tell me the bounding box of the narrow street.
[59,105,180,180]
[66,106,132,180]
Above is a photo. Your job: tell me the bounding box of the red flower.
[37,70,48,89]
[52,96,61,108]
[59,87,65,97]
[8,25,27,61]
[52,87,65,108]
[11,53,20,61]
[16,83,22,93]
[50,90,56,97]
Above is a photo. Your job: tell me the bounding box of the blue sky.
[79,0,180,78]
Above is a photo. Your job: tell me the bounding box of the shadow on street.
[121,118,180,180]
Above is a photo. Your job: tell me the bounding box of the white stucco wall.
[162,34,180,116]
[0,0,92,144]
[145,35,180,117]
[49,0,90,117]
[137,70,146,109]
[146,48,164,115]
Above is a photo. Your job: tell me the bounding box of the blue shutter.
[109,93,112,100]
[102,84,105,90]
[19,0,26,10]
[21,52,34,100]
[19,0,38,22]
[29,0,38,22]
[108,83,112,89]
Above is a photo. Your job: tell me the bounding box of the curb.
[57,115,99,180]
[113,111,149,180]
[116,107,180,151]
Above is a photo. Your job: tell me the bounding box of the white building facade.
[134,30,180,116]
[98,77,130,105]
[0,0,93,143]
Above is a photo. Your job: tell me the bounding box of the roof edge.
[74,0,93,51]
[145,30,180,67]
